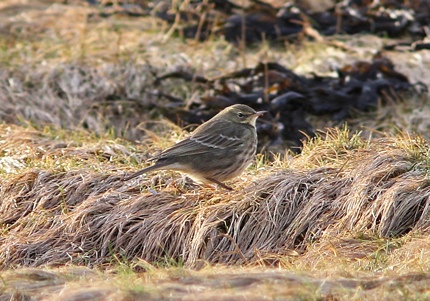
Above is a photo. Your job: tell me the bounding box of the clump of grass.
[1,124,430,272]
[293,126,368,170]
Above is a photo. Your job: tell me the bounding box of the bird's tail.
[123,165,160,181]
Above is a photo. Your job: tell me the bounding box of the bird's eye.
[237,112,245,118]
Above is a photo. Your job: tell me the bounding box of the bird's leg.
[205,177,234,191]
[171,180,185,194]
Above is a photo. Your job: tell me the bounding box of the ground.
[1,1,430,300]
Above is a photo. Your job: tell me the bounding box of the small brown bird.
[124,104,266,190]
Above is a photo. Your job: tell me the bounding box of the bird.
[124,104,266,190]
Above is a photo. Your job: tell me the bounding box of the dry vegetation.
[1,0,430,300]
[1,125,430,300]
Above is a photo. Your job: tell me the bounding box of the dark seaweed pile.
[84,0,430,152]
[92,0,430,49]
[145,53,425,152]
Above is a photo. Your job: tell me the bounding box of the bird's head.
[218,104,266,127]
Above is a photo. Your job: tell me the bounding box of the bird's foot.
[205,177,234,191]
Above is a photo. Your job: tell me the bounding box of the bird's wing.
[156,127,244,159]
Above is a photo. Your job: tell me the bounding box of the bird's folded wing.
[157,132,243,159]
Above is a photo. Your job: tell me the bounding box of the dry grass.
[0,124,430,273]
[1,1,430,300]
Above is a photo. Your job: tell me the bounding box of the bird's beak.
[249,111,266,126]
[254,111,267,117]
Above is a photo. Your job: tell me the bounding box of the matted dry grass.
[1,124,429,270]
[1,1,430,299]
